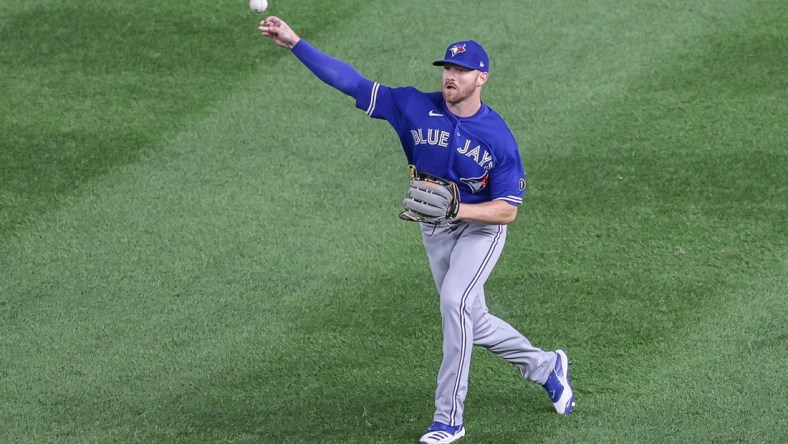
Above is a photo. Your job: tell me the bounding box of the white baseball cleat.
[542,349,575,414]
[418,421,466,444]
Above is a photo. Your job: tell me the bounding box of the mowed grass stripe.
[0,1,250,232]
[0,1,403,441]
[0,0,371,236]
[494,1,786,441]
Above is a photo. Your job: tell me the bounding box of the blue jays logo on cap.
[433,40,489,72]
[449,44,467,56]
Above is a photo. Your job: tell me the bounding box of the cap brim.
[432,59,479,70]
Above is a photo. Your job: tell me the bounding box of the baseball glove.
[399,167,460,226]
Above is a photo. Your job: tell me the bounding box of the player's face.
[441,64,487,105]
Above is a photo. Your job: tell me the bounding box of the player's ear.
[477,71,489,87]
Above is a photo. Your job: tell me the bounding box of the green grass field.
[1,0,786,442]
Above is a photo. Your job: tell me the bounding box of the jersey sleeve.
[290,40,406,131]
[489,135,526,206]
[353,80,406,129]
[290,40,368,97]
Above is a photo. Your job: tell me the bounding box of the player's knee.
[439,292,467,316]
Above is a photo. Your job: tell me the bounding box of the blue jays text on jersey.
[353,82,526,206]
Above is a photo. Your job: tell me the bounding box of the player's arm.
[456,200,518,225]
[258,16,365,97]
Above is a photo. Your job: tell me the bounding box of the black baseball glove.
[399,167,460,226]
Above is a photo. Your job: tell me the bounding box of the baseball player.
[258,16,575,444]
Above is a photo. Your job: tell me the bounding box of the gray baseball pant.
[420,221,556,427]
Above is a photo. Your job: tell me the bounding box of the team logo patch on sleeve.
[460,174,489,194]
[519,178,527,191]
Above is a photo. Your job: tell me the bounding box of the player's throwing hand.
[258,16,300,49]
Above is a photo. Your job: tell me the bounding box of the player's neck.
[445,97,482,118]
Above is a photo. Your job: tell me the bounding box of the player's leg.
[470,290,554,383]
[471,287,575,414]
[420,223,462,428]
[420,225,453,294]
[424,222,508,427]
[419,224,470,443]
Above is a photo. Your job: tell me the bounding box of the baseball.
[249,0,268,13]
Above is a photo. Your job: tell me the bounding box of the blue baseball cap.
[432,40,489,72]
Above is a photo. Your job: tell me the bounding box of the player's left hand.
[399,172,460,226]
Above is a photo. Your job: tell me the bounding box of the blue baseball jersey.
[353,81,526,205]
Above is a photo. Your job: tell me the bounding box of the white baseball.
[249,0,268,13]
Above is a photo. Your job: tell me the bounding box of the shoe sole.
[419,427,466,444]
